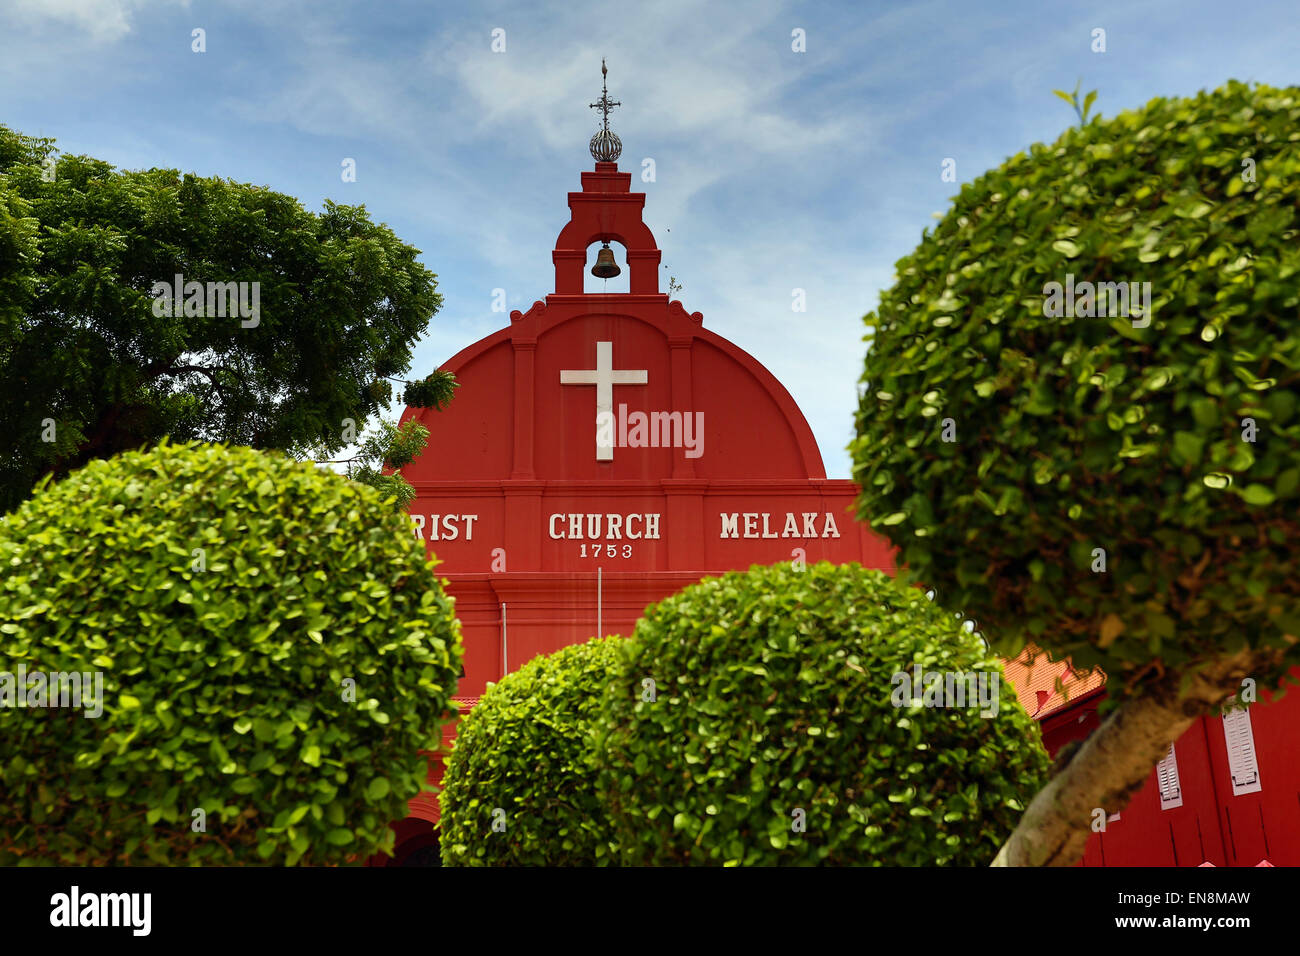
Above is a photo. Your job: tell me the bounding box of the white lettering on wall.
[547,513,661,540]
[411,514,479,541]
[719,512,842,539]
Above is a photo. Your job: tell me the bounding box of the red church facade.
[397,160,890,693]
[378,106,1300,866]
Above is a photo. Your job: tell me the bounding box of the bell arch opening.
[583,239,630,294]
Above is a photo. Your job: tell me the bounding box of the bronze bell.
[591,241,621,279]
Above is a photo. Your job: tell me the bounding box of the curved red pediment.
[400,296,825,482]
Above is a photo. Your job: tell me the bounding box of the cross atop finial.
[589,57,621,133]
[587,58,623,163]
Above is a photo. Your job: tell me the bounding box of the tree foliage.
[0,442,463,865]
[851,80,1300,699]
[0,123,446,512]
[440,636,624,866]
[344,420,431,512]
[328,369,457,511]
[596,562,1049,865]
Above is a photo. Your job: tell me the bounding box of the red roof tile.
[1000,643,1107,719]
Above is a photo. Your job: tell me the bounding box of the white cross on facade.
[560,340,647,461]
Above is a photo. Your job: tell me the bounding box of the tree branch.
[163,364,244,408]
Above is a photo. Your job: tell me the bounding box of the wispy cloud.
[7,0,188,42]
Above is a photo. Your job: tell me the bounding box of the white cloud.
[5,0,181,42]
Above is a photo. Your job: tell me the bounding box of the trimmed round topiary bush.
[851,80,1300,693]
[596,562,1050,865]
[440,635,624,866]
[0,441,463,865]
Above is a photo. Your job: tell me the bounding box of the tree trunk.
[992,646,1283,867]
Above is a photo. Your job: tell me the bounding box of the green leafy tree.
[0,441,463,865]
[440,636,624,866]
[597,562,1049,865]
[851,80,1300,865]
[0,123,451,512]
[318,370,457,511]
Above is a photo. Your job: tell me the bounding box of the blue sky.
[3,0,1296,477]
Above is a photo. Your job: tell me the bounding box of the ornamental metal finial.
[588,57,622,163]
